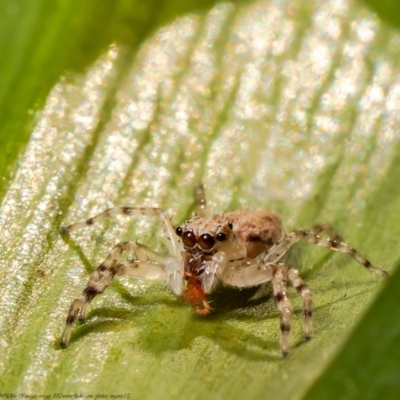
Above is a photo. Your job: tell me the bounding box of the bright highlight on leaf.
[1,0,400,398]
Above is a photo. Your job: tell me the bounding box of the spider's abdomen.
[218,211,283,259]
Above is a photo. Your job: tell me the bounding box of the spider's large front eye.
[182,231,196,248]
[216,232,227,242]
[175,226,183,236]
[198,233,215,250]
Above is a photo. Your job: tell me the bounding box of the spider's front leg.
[61,241,166,348]
[61,206,181,259]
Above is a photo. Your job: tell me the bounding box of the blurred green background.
[0,0,252,201]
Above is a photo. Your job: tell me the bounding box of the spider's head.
[175,216,245,259]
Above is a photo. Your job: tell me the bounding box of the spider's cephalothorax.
[60,184,388,356]
[176,216,247,314]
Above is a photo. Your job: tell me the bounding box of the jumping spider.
[60,184,388,356]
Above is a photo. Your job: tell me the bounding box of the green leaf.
[1,0,400,398]
[0,0,249,201]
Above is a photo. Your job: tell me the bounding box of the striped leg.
[264,230,389,278]
[271,265,293,357]
[281,263,313,340]
[309,223,343,242]
[61,241,165,348]
[61,206,181,258]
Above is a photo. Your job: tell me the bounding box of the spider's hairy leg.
[61,207,163,233]
[280,263,313,340]
[271,265,293,357]
[60,241,165,348]
[115,242,166,280]
[220,261,310,355]
[61,206,181,258]
[126,241,165,265]
[220,259,274,287]
[265,230,389,278]
[309,223,343,242]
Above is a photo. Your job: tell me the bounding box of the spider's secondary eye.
[216,232,227,242]
[198,233,215,250]
[228,222,233,229]
[182,231,196,248]
[175,226,183,236]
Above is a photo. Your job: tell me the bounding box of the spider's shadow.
[56,279,373,359]
[56,273,284,361]
[207,284,271,316]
